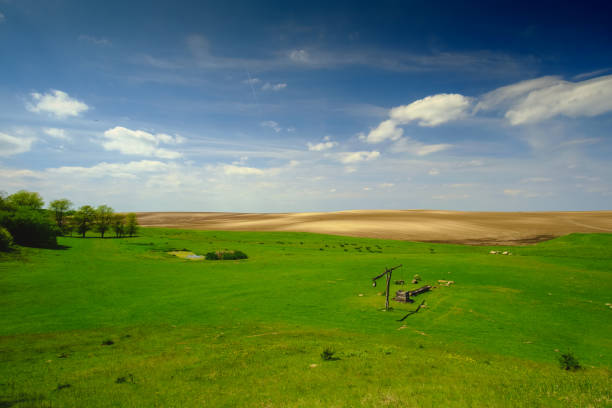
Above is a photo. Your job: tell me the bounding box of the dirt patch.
[137,210,612,246]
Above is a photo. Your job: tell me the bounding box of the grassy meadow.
[1,228,611,407]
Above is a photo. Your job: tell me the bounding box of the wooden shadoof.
[371,264,402,311]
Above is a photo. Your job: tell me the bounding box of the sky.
[1,0,611,212]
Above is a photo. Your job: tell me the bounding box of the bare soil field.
[136,210,612,245]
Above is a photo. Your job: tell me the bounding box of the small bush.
[320,347,336,361]
[205,250,248,260]
[559,351,581,371]
[0,226,13,251]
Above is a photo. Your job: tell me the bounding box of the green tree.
[2,208,58,247]
[112,214,126,238]
[49,199,73,235]
[125,213,139,237]
[0,226,13,251]
[74,205,96,238]
[95,205,114,238]
[7,190,44,210]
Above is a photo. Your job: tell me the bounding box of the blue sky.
[1,0,611,211]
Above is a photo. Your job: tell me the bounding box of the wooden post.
[385,268,392,310]
[371,264,402,311]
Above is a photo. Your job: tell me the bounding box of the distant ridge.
[137,210,612,245]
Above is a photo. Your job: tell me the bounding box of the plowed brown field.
[136,210,612,245]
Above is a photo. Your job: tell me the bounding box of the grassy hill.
[1,229,611,407]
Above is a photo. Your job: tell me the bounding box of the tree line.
[0,190,139,250]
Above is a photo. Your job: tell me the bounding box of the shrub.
[559,351,581,371]
[205,250,248,260]
[0,226,13,251]
[320,347,336,361]
[3,208,58,247]
[205,252,219,260]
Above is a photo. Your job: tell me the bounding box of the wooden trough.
[394,285,432,303]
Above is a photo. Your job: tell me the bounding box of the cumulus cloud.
[338,150,380,164]
[0,132,35,156]
[390,94,472,127]
[101,126,183,159]
[27,90,89,118]
[363,94,471,145]
[262,82,287,91]
[363,119,403,143]
[308,137,338,151]
[260,120,282,132]
[43,128,69,140]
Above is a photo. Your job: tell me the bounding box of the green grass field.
[1,228,611,407]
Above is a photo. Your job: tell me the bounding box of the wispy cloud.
[78,34,111,46]
[43,128,69,140]
[338,150,380,164]
[260,120,282,133]
[0,132,35,156]
[262,82,287,91]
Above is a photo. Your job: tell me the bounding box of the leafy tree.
[49,199,73,235]
[7,190,44,210]
[0,226,13,251]
[3,208,58,247]
[112,214,126,238]
[0,191,11,211]
[95,205,114,238]
[125,213,139,237]
[74,205,96,238]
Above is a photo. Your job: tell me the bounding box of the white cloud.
[50,160,171,179]
[0,132,35,156]
[379,183,394,188]
[363,94,471,145]
[428,168,440,176]
[504,75,612,125]
[262,82,287,91]
[289,49,311,63]
[27,90,89,118]
[0,12,5,23]
[521,177,552,183]
[261,120,282,133]
[390,94,472,127]
[475,76,562,112]
[308,139,338,151]
[101,126,183,159]
[78,35,111,46]
[503,189,523,196]
[415,143,452,156]
[391,138,452,156]
[243,77,261,85]
[338,150,380,164]
[43,128,69,140]
[222,164,265,176]
[364,119,403,143]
